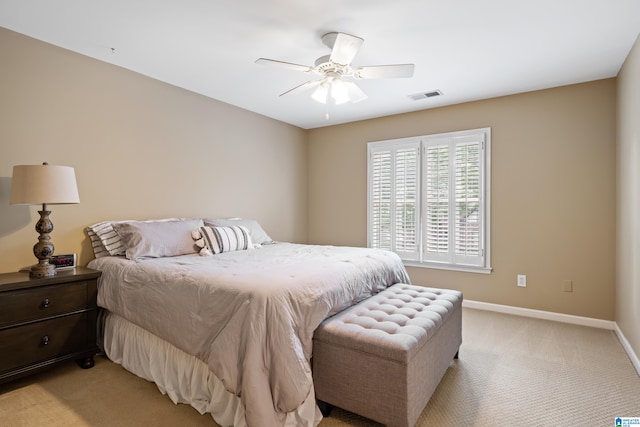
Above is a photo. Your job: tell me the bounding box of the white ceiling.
[1,0,639,129]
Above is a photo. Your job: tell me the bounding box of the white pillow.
[204,218,273,245]
[87,218,184,258]
[112,219,204,260]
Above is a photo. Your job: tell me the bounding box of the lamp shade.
[10,164,80,205]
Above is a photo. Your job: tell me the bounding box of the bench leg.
[317,400,334,417]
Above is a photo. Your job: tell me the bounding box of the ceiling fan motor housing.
[321,32,340,49]
[314,55,353,77]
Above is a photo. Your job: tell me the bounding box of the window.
[368,128,491,273]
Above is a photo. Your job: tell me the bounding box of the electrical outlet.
[563,280,573,292]
[517,274,527,287]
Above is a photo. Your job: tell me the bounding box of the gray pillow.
[113,219,204,260]
[87,217,184,258]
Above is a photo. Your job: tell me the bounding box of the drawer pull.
[41,335,50,346]
[41,298,50,309]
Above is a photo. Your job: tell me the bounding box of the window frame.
[367,128,492,274]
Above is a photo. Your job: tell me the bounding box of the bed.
[86,218,410,427]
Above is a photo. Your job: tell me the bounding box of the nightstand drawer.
[0,313,87,373]
[0,281,88,328]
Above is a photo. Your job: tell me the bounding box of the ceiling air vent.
[409,90,442,101]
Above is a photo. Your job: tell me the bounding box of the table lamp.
[10,162,80,278]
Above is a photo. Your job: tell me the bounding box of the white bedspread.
[89,243,409,427]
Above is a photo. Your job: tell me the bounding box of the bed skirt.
[99,311,322,427]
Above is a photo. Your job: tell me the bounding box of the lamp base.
[30,207,56,278]
[30,262,57,278]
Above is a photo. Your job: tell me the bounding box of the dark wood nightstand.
[0,267,101,384]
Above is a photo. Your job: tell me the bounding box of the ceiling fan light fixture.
[258,32,413,106]
[330,79,350,104]
[344,81,368,103]
[311,83,329,104]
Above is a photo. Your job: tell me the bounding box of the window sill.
[403,260,493,274]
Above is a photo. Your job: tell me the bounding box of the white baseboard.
[462,299,640,376]
[614,323,640,376]
[462,300,615,329]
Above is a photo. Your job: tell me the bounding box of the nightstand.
[0,267,101,384]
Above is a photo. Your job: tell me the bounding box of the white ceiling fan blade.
[328,32,364,66]
[355,64,415,79]
[343,81,368,103]
[256,58,312,73]
[280,80,321,97]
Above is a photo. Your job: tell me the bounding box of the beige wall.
[0,28,308,273]
[308,79,617,320]
[0,27,622,323]
[616,34,640,359]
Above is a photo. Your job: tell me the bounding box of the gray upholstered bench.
[312,283,462,427]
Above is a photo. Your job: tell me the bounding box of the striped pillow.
[199,226,252,254]
[203,218,273,245]
[86,221,125,257]
[86,228,109,258]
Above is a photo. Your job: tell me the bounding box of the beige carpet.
[1,308,639,426]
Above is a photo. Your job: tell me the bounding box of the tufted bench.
[312,283,462,427]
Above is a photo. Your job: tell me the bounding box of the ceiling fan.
[256,32,415,105]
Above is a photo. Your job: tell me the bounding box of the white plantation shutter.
[423,133,486,267]
[368,128,491,273]
[454,138,482,265]
[424,142,450,261]
[394,147,419,255]
[370,150,392,250]
[368,141,420,260]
